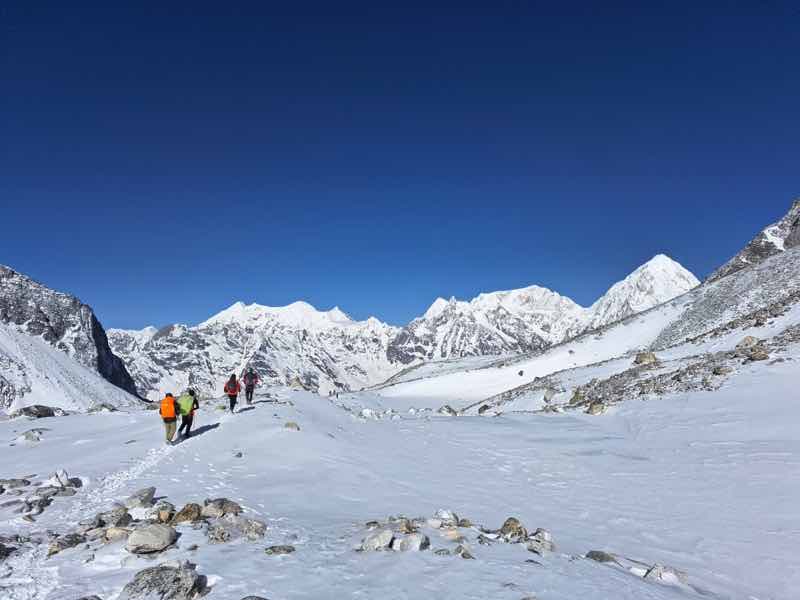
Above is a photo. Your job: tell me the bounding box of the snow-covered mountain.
[387,254,700,364]
[108,302,400,400]
[708,198,800,282]
[110,256,698,399]
[0,265,139,410]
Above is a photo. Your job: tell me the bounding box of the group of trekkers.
[158,367,260,444]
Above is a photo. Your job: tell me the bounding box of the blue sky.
[2,2,798,328]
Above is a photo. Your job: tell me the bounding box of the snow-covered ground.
[1,362,798,599]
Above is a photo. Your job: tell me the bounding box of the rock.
[0,479,30,489]
[10,405,62,419]
[56,488,77,497]
[527,528,555,554]
[365,520,381,529]
[478,405,491,415]
[455,544,475,559]
[434,509,460,527]
[22,430,44,442]
[736,336,760,350]
[105,527,131,542]
[284,422,301,431]
[391,533,430,552]
[125,487,156,509]
[240,597,269,600]
[500,517,527,542]
[207,514,267,544]
[518,370,524,376]
[747,347,770,361]
[118,562,207,600]
[712,366,733,376]
[151,501,176,523]
[126,524,177,554]
[360,529,394,551]
[48,533,86,556]
[543,388,558,403]
[437,405,458,416]
[457,518,472,528]
[88,403,118,413]
[201,498,242,519]
[76,596,103,600]
[643,563,689,585]
[234,452,243,458]
[634,352,658,366]
[585,400,606,415]
[586,550,618,564]
[85,528,107,541]
[264,545,296,555]
[0,543,15,560]
[99,506,132,527]
[172,503,203,524]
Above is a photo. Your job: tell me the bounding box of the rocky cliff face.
[708,199,800,283]
[0,265,138,397]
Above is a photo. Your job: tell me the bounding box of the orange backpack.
[159,396,176,419]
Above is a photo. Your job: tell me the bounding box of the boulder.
[712,366,733,376]
[125,487,156,509]
[499,517,528,543]
[100,506,133,527]
[747,347,770,362]
[643,563,689,585]
[284,422,301,431]
[88,403,118,413]
[736,336,760,350]
[391,533,430,552]
[586,550,618,564]
[527,528,555,554]
[105,527,131,543]
[455,544,475,559]
[207,514,267,544]
[0,543,15,561]
[201,498,242,519]
[0,479,30,489]
[585,401,606,416]
[360,529,394,552]
[437,405,458,416]
[172,503,203,524]
[118,562,207,600]
[478,405,491,415]
[48,533,86,557]
[10,405,63,419]
[634,352,658,366]
[150,501,176,523]
[433,509,460,527]
[264,545,295,555]
[126,524,177,554]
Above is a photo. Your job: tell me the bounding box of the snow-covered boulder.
[126,524,176,554]
[118,562,207,600]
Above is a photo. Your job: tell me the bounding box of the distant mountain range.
[108,254,698,399]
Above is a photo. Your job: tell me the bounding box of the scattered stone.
[478,405,491,415]
[172,503,203,524]
[457,518,472,528]
[736,336,760,350]
[360,529,394,552]
[151,501,176,523]
[10,405,63,419]
[365,520,381,529]
[391,533,430,552]
[712,366,733,376]
[207,514,267,544]
[455,544,475,559]
[22,515,35,523]
[585,400,606,415]
[527,529,555,554]
[518,370,524,377]
[586,550,618,564]
[118,562,207,600]
[437,405,458,416]
[126,524,177,554]
[499,517,527,542]
[264,545,296,555]
[634,352,658,366]
[433,509,460,527]
[284,422,301,431]
[202,498,242,519]
[234,452,243,458]
[186,544,198,551]
[48,533,86,557]
[105,527,131,543]
[88,403,118,413]
[643,563,689,585]
[747,347,770,362]
[85,528,107,541]
[56,488,77,497]
[100,506,133,527]
[125,487,156,509]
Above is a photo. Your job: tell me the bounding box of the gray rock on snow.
[633,352,658,366]
[48,533,86,557]
[207,514,267,544]
[201,498,242,519]
[100,506,133,527]
[125,487,156,509]
[284,421,301,431]
[118,561,207,600]
[0,478,30,489]
[360,529,394,551]
[264,545,295,555]
[172,503,203,524]
[126,524,177,554]
[9,405,65,419]
[390,533,430,552]
[586,550,618,564]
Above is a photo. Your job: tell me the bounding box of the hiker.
[177,389,200,439]
[224,374,241,413]
[242,368,259,404]
[159,392,179,444]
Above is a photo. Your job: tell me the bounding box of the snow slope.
[0,322,142,413]
[378,247,800,409]
[0,365,798,599]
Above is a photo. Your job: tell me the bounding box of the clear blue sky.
[1,2,798,328]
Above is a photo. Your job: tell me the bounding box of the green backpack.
[177,394,194,416]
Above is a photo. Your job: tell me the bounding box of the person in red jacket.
[242,368,260,404]
[224,374,241,413]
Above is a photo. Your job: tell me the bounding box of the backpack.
[159,396,176,419]
[177,394,194,416]
[224,380,238,394]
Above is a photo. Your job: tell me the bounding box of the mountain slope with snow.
[387,254,699,364]
[0,265,139,405]
[708,198,800,282]
[108,302,401,400]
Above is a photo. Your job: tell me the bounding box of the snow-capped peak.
[199,300,360,330]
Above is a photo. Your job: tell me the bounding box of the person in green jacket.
[177,389,200,439]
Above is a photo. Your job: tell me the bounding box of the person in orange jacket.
[224,374,241,413]
[159,393,179,444]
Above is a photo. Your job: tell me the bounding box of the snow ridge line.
[2,443,176,600]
